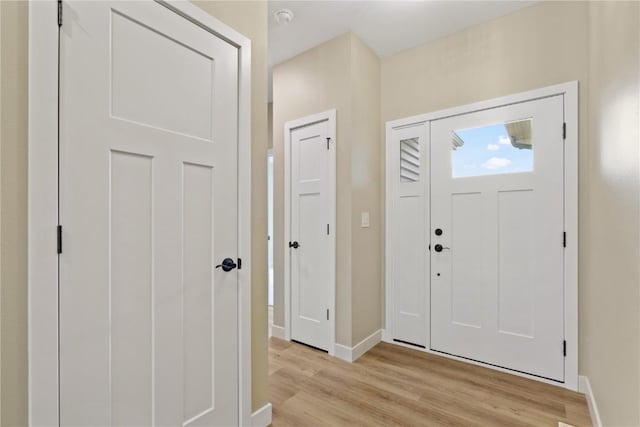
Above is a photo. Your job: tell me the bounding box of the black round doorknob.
[215,258,237,272]
[434,244,450,252]
[289,241,299,249]
[435,228,443,236]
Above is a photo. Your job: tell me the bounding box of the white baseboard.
[251,402,272,427]
[352,329,383,361]
[578,375,602,427]
[334,342,351,361]
[271,324,286,340]
[334,329,382,363]
[381,328,391,343]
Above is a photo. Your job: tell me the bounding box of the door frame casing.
[384,82,578,391]
[283,109,336,355]
[28,1,253,425]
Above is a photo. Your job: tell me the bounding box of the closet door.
[289,118,333,351]
[59,2,240,424]
[388,123,429,347]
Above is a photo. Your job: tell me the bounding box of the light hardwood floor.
[269,338,591,426]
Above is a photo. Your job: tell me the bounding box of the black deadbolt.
[289,241,300,249]
[434,244,444,252]
[215,258,237,272]
[435,228,443,236]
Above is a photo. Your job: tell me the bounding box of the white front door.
[289,119,334,351]
[430,96,565,381]
[59,2,239,425]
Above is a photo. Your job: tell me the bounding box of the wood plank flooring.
[269,338,591,426]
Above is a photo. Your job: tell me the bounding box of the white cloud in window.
[482,157,511,169]
[498,135,511,145]
[487,144,500,151]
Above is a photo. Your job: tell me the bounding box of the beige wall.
[349,36,382,344]
[0,1,29,425]
[0,0,3,421]
[583,2,640,425]
[381,2,589,122]
[192,1,269,412]
[381,1,640,424]
[273,33,381,347]
[0,1,269,424]
[0,2,3,417]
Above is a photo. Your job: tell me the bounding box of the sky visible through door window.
[451,119,533,178]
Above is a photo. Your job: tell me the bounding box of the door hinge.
[58,0,63,27]
[563,232,567,248]
[237,258,242,270]
[563,340,567,357]
[327,224,330,235]
[326,137,331,150]
[326,309,329,320]
[562,122,566,140]
[57,225,63,254]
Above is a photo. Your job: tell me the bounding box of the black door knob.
[215,258,237,272]
[434,244,443,252]
[289,241,299,249]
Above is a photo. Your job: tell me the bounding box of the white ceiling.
[268,0,538,100]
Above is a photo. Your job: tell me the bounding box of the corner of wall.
[271,33,355,348]
[272,32,386,350]
[579,375,603,427]
[347,33,383,346]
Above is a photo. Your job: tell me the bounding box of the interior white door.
[290,119,333,351]
[430,96,565,381]
[59,2,239,425]
[389,123,429,347]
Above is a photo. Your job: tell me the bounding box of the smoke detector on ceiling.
[274,8,294,25]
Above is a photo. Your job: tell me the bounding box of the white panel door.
[290,120,333,351]
[430,96,565,381]
[59,2,239,425]
[389,124,429,347]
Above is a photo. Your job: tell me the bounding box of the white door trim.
[384,81,578,391]
[28,1,253,425]
[283,109,336,355]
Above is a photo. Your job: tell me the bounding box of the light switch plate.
[361,212,370,228]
